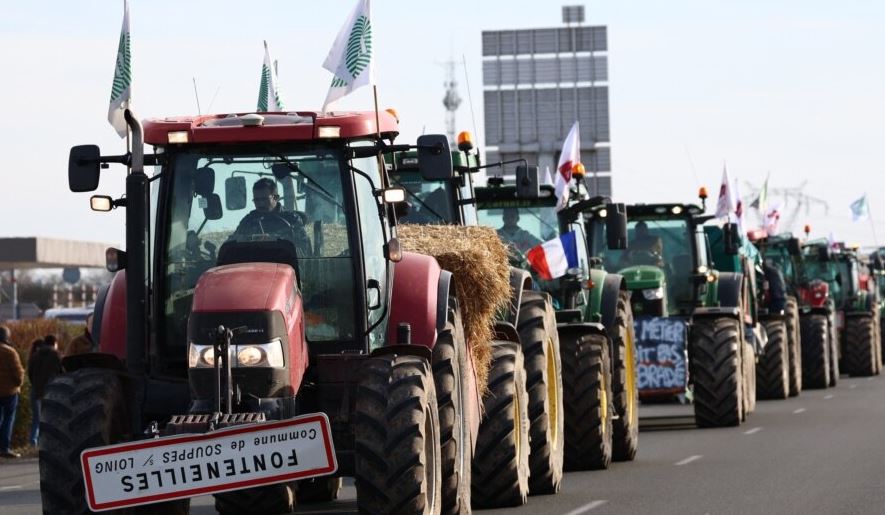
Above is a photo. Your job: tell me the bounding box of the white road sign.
[81,413,336,512]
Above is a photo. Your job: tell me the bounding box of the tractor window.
[477,205,558,255]
[389,170,455,224]
[161,146,356,348]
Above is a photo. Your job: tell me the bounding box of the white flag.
[107,0,132,138]
[715,166,734,219]
[850,194,869,222]
[555,121,580,211]
[257,41,285,112]
[322,0,374,112]
[763,201,782,235]
[733,179,744,232]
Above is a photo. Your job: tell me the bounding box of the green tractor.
[590,200,755,427]
[749,233,805,397]
[868,248,885,358]
[794,240,842,388]
[388,145,566,506]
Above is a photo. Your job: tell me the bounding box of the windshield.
[477,203,559,255]
[389,170,455,224]
[161,145,356,349]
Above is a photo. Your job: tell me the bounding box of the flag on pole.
[750,173,769,214]
[715,166,734,219]
[555,121,580,211]
[734,179,744,232]
[763,201,782,235]
[850,194,869,222]
[526,232,579,280]
[322,0,374,112]
[108,0,132,138]
[257,41,285,112]
[827,232,839,250]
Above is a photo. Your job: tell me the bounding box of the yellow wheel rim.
[546,337,560,449]
[624,323,638,426]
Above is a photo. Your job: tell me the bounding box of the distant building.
[482,5,612,195]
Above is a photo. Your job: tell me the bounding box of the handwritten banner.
[633,316,689,396]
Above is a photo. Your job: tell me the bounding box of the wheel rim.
[546,337,560,449]
[624,323,637,425]
[424,414,438,512]
[513,391,522,461]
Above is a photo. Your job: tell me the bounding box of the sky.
[1,0,884,248]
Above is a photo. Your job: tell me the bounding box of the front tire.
[691,317,743,428]
[516,291,564,495]
[756,320,789,400]
[785,297,802,396]
[354,355,441,515]
[608,291,639,462]
[561,332,612,471]
[800,314,830,389]
[845,316,877,377]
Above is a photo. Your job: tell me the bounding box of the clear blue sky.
[1,0,883,247]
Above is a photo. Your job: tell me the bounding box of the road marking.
[850,384,858,389]
[563,500,608,514]
[793,408,806,414]
[675,455,703,466]
[824,394,835,399]
[744,427,762,435]
[0,485,22,491]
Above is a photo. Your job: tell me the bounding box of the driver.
[497,208,542,254]
[632,221,664,256]
[231,178,312,257]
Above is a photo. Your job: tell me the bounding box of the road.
[3,375,885,514]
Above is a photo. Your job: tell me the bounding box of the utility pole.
[442,60,462,145]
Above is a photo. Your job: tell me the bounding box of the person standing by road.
[0,325,24,458]
[65,313,95,356]
[28,336,62,447]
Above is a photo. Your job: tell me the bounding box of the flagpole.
[372,85,390,189]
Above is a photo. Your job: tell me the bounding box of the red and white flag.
[715,165,734,219]
[733,179,744,231]
[555,121,580,211]
[763,201,782,235]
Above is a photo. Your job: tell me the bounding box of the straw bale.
[398,224,511,392]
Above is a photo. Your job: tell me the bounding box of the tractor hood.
[618,265,666,290]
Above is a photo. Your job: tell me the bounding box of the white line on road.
[744,427,762,435]
[824,394,835,399]
[850,384,858,389]
[675,455,703,466]
[0,485,22,491]
[793,408,806,414]
[562,500,608,515]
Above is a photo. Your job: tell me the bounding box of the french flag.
[526,232,579,280]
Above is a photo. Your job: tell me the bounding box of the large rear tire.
[516,291,564,495]
[800,314,830,389]
[296,477,342,503]
[561,332,612,471]
[691,317,743,428]
[215,483,294,515]
[785,297,802,396]
[743,339,757,416]
[756,320,789,400]
[433,298,472,515]
[608,291,639,462]
[471,341,530,509]
[845,316,877,377]
[39,369,190,515]
[354,355,441,515]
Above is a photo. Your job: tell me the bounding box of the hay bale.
[398,224,511,392]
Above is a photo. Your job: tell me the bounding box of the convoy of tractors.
[48,101,885,515]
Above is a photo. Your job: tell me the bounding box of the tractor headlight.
[188,339,284,368]
[642,287,664,301]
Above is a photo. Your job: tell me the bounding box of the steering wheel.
[241,211,297,240]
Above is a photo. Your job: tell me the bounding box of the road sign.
[81,413,336,512]
[62,267,81,284]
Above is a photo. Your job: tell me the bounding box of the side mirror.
[417,134,453,180]
[204,193,223,220]
[605,203,628,250]
[724,223,740,255]
[194,167,215,197]
[515,165,540,199]
[224,176,247,210]
[90,195,114,212]
[787,237,801,257]
[69,145,101,192]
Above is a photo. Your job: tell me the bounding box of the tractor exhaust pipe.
[123,109,150,433]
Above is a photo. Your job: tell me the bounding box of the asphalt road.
[4,374,885,514]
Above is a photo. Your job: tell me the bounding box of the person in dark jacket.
[64,313,95,357]
[230,178,312,257]
[28,336,62,447]
[0,325,24,458]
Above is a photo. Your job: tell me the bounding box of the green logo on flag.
[110,32,131,103]
[345,15,372,79]
[258,64,270,111]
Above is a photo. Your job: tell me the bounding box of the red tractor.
[43,109,480,514]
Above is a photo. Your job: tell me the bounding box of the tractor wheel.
[432,297,472,515]
[785,297,802,396]
[743,339,757,416]
[691,317,743,428]
[39,369,190,515]
[608,290,639,462]
[756,320,789,400]
[561,331,612,471]
[471,341,530,509]
[354,355,441,515]
[880,316,885,371]
[215,483,295,515]
[516,291,564,495]
[828,315,840,386]
[845,316,877,377]
[800,314,830,389]
[296,477,342,503]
